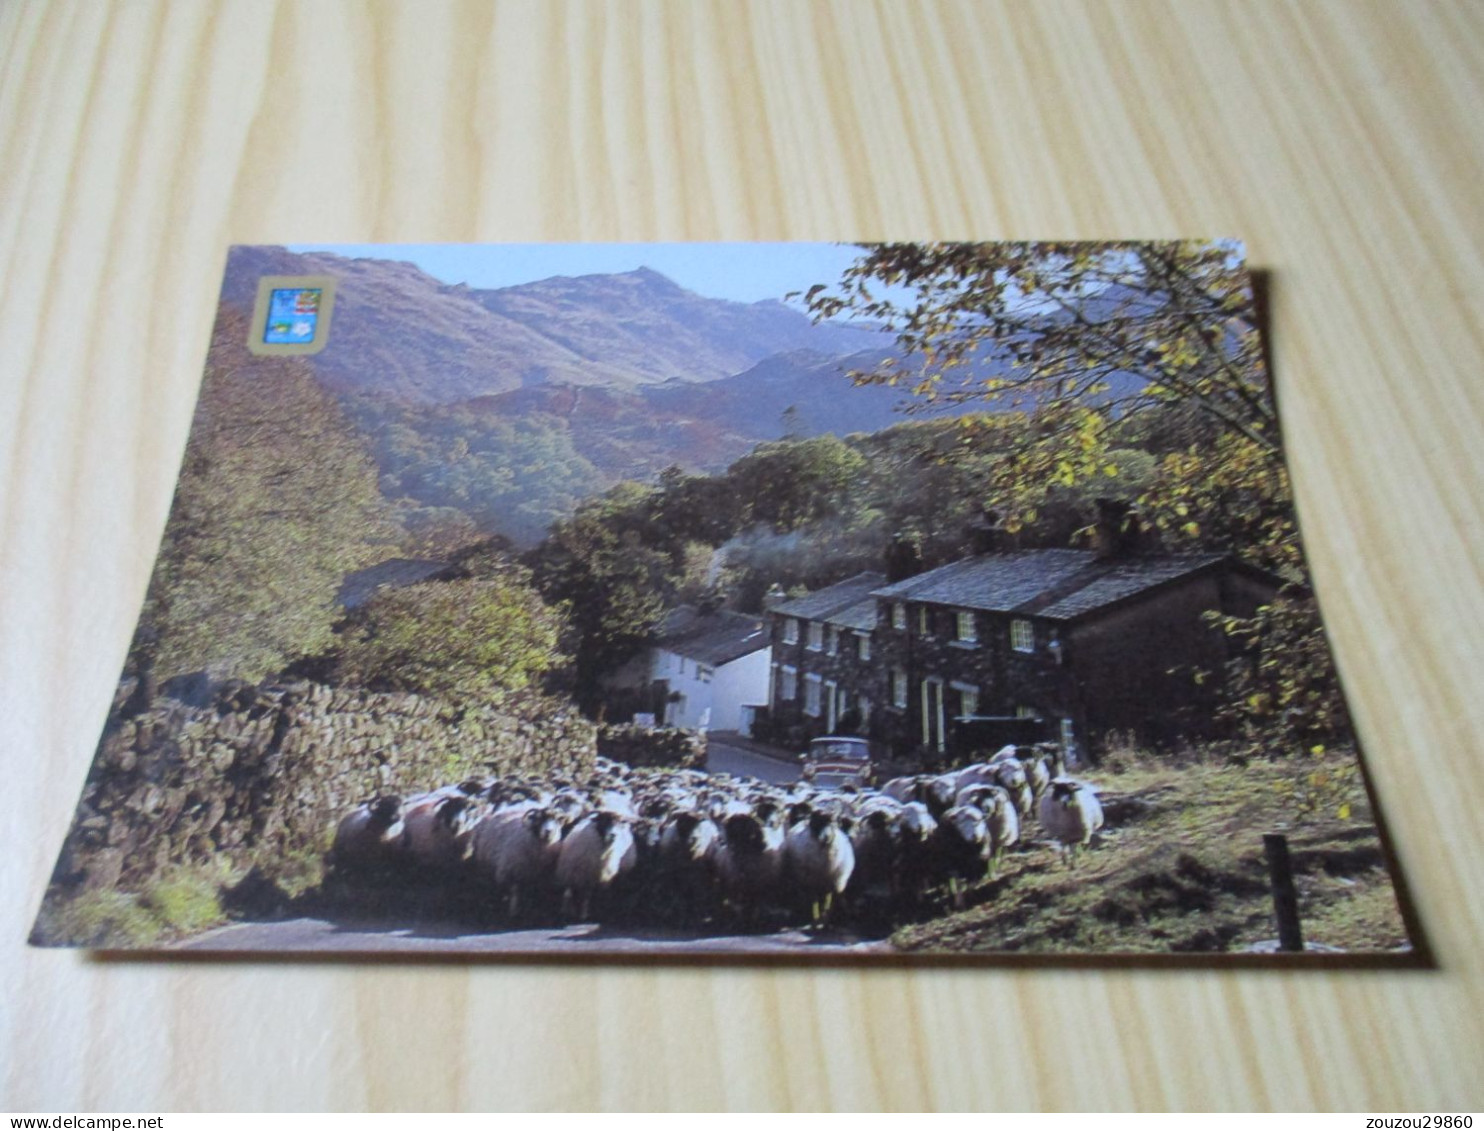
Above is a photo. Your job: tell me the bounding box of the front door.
[921,678,946,753]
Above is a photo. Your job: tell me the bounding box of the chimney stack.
[1092,498,1144,560]
[885,532,925,583]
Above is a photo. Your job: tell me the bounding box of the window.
[697,664,714,683]
[858,696,872,726]
[783,618,799,645]
[960,687,979,717]
[779,665,797,701]
[955,610,978,643]
[857,633,871,661]
[891,602,907,630]
[1016,705,1038,719]
[804,673,823,717]
[1011,618,1035,653]
[917,606,932,636]
[826,626,838,655]
[807,622,824,651]
[891,667,909,708]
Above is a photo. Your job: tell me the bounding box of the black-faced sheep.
[1038,778,1104,866]
[330,795,408,871]
[403,793,485,869]
[555,810,639,920]
[784,809,856,925]
[471,804,567,917]
[715,806,786,917]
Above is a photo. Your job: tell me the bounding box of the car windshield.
[809,740,867,760]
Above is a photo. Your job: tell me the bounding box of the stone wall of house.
[47,681,597,894]
[765,614,881,750]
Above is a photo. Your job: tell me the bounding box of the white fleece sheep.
[1038,778,1104,866]
[471,803,567,916]
[784,810,856,924]
[555,810,638,920]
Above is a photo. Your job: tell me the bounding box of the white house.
[640,605,772,733]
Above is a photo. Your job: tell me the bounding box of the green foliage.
[338,565,566,704]
[39,890,163,948]
[804,241,1343,752]
[137,307,396,686]
[346,395,603,547]
[727,434,868,532]
[527,483,677,710]
[141,867,229,935]
[1208,595,1354,757]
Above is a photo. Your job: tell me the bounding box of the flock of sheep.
[329,744,1106,930]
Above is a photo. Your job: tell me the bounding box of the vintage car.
[799,735,874,789]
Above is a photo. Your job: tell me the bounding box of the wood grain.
[4,0,1483,1111]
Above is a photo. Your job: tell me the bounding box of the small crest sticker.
[248,274,337,355]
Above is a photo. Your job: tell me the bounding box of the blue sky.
[286,242,874,307]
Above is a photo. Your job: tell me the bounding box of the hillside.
[220,245,889,402]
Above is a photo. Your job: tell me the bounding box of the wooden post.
[1263,833,1305,952]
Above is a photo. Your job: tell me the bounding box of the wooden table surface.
[4,0,1483,1112]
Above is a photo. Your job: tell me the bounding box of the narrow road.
[177,739,854,955]
[179,917,887,955]
[704,733,799,784]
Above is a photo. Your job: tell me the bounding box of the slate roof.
[870,550,1246,622]
[769,571,886,631]
[657,606,770,666]
[337,558,454,609]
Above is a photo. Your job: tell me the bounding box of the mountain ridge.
[221,245,888,402]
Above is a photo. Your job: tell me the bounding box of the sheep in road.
[331,795,408,872]
[1038,778,1104,867]
[784,810,856,926]
[472,804,567,917]
[657,809,722,922]
[403,793,485,869]
[555,810,638,921]
[714,805,786,919]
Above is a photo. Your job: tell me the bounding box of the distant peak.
[628,266,678,286]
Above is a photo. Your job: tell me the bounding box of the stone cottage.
[767,551,1280,763]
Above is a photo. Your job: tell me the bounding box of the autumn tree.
[526,482,679,711]
[337,567,566,704]
[128,308,396,700]
[805,241,1346,754]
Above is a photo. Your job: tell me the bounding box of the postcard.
[31,241,1416,958]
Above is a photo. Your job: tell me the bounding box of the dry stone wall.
[49,681,597,893]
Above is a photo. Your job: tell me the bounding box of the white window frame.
[783,618,799,645]
[807,622,824,652]
[804,673,823,717]
[955,610,978,644]
[1016,705,1038,719]
[779,665,797,701]
[1011,618,1035,653]
[857,632,871,661]
[951,683,979,717]
[697,664,714,683]
[858,696,872,727]
[826,626,838,655]
[917,606,932,637]
[891,667,909,709]
[891,602,907,630]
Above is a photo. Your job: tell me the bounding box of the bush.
[338,566,567,704]
[597,723,706,769]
